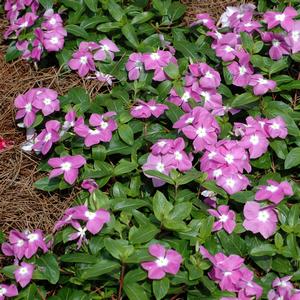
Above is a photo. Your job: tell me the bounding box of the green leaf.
[168,202,192,220]
[65,25,89,39]
[80,260,120,280]
[217,231,248,256]
[231,92,259,108]
[5,44,21,62]
[269,57,289,75]
[104,238,134,261]
[35,254,60,284]
[129,224,160,244]
[288,204,300,227]
[124,268,147,284]
[97,22,121,32]
[131,12,154,24]
[144,170,174,185]
[121,23,139,48]
[114,160,138,176]
[278,80,300,91]
[174,40,199,60]
[253,41,264,54]
[164,63,180,79]
[270,140,288,160]
[153,278,170,300]
[152,0,171,15]
[124,282,149,300]
[168,1,186,21]
[81,16,109,29]
[165,102,184,123]
[285,147,300,169]
[84,0,97,12]
[250,244,277,256]
[113,199,148,211]
[34,177,60,192]
[39,0,53,9]
[60,253,98,264]
[240,32,254,53]
[152,191,173,221]
[118,124,134,145]
[107,0,125,21]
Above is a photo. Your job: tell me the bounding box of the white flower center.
[0,288,7,296]
[258,78,268,85]
[20,21,28,28]
[80,56,88,64]
[250,135,259,145]
[174,151,182,161]
[149,106,156,111]
[158,141,166,147]
[196,127,207,137]
[44,132,52,142]
[101,45,110,51]
[205,71,213,79]
[78,227,87,237]
[272,39,280,47]
[208,151,217,159]
[225,45,234,53]
[224,271,232,276]
[266,185,279,193]
[50,36,59,44]
[100,121,108,129]
[258,210,270,222]
[201,91,210,102]
[12,4,17,10]
[275,14,285,22]
[155,257,169,267]
[27,233,39,242]
[150,53,160,60]
[185,117,194,124]
[202,19,208,24]
[225,154,234,164]
[43,98,52,105]
[182,91,190,102]
[239,66,247,75]
[219,214,229,222]
[292,30,300,42]
[49,17,56,25]
[270,122,280,130]
[244,22,252,27]
[156,162,165,173]
[61,162,72,171]
[25,103,32,112]
[19,267,28,275]
[89,129,100,135]
[226,178,236,188]
[85,211,96,220]
[17,239,24,247]
[134,105,143,111]
[213,169,222,178]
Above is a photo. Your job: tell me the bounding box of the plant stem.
[118,264,126,300]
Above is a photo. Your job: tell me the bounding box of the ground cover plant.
[1,0,300,299]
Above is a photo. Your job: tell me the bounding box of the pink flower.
[62,110,76,132]
[72,205,110,235]
[216,171,249,195]
[14,91,38,127]
[42,10,63,31]
[142,50,173,71]
[261,32,290,60]
[0,284,18,299]
[81,179,99,193]
[14,262,34,288]
[48,155,86,185]
[177,107,220,152]
[42,27,66,52]
[285,21,300,54]
[95,71,114,85]
[130,100,168,119]
[243,201,278,239]
[142,153,176,187]
[263,6,297,31]
[94,39,119,61]
[68,223,87,249]
[192,13,216,30]
[126,53,144,80]
[33,120,61,155]
[54,206,82,231]
[208,205,236,234]
[199,89,223,115]
[266,116,288,139]
[141,244,182,280]
[69,49,95,77]
[249,74,277,95]
[215,43,237,62]
[167,87,199,112]
[255,180,293,204]
[32,88,60,116]
[227,61,253,87]
[74,112,117,147]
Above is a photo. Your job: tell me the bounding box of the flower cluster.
[200,246,263,299]
[126,50,177,81]
[1,229,49,290]
[142,137,193,186]
[14,88,60,127]
[243,179,293,239]
[68,40,119,85]
[74,112,118,147]
[130,99,168,119]
[54,205,110,248]
[268,276,300,299]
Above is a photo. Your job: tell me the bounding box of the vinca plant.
[1,0,300,299]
